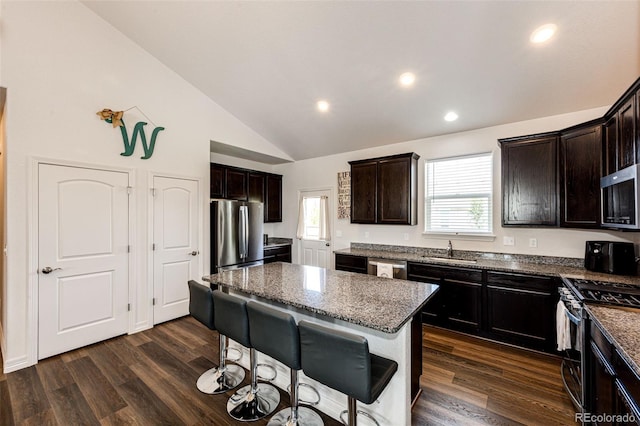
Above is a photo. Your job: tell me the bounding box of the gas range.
[562,277,640,308]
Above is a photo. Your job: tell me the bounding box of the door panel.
[153,176,200,324]
[38,164,129,359]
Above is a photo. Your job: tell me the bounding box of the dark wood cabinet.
[407,262,482,333]
[350,161,378,223]
[587,320,640,425]
[334,253,368,274]
[225,168,248,200]
[604,116,618,176]
[265,174,282,223]
[500,133,559,226]
[485,271,557,352]
[603,78,640,175]
[618,97,637,171]
[210,164,225,199]
[349,152,419,225]
[248,172,265,203]
[559,122,603,228]
[263,245,291,264]
[210,163,282,223]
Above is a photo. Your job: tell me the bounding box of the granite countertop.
[586,304,640,377]
[264,237,293,248]
[335,246,640,286]
[203,262,439,333]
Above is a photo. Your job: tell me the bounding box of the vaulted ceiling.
[83,1,640,161]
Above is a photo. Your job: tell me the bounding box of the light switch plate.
[503,236,515,246]
[529,238,538,248]
[336,230,342,237]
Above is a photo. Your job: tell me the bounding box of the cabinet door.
[485,271,556,351]
[350,162,377,223]
[334,254,368,274]
[618,97,637,170]
[560,124,602,228]
[225,168,248,200]
[265,174,282,223]
[442,280,482,333]
[248,172,265,203]
[377,156,413,224]
[210,164,225,198]
[604,116,618,176]
[502,135,558,226]
[590,342,616,425]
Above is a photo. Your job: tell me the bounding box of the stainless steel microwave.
[601,164,640,230]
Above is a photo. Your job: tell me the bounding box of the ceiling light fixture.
[399,72,416,87]
[444,111,458,122]
[530,23,557,44]
[317,100,330,112]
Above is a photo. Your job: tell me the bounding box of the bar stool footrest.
[339,409,380,426]
[256,362,277,381]
[287,382,321,406]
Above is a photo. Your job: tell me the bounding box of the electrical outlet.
[503,236,515,246]
[529,238,538,248]
[403,233,410,241]
[364,231,370,239]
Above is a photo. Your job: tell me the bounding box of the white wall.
[0,1,283,371]
[272,107,640,262]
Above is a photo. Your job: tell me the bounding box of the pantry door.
[38,163,130,359]
[152,175,200,324]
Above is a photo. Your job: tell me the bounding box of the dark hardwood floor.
[0,318,577,425]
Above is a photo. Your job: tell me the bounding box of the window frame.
[423,152,495,240]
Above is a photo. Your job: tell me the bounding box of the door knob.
[41,267,62,274]
[325,243,330,247]
[189,250,200,256]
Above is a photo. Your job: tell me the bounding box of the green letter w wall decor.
[118,119,165,159]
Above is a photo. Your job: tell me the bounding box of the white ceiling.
[83,1,640,162]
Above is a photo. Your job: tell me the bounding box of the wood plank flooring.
[0,318,578,425]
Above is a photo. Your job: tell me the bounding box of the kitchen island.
[203,262,439,425]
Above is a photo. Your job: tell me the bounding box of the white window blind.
[425,153,493,234]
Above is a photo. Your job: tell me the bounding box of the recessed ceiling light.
[444,111,458,122]
[530,23,557,44]
[317,100,330,112]
[399,72,416,87]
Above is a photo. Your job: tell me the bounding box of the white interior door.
[38,163,130,359]
[298,189,332,268]
[152,175,200,324]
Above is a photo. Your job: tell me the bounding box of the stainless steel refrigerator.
[210,199,264,273]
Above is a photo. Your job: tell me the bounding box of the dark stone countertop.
[264,237,293,248]
[586,304,640,377]
[203,262,439,333]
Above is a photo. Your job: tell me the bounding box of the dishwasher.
[367,258,408,279]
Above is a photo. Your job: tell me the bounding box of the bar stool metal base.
[267,406,323,426]
[196,364,245,395]
[227,383,280,422]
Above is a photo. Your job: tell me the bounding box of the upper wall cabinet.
[559,121,603,228]
[349,152,419,225]
[210,163,283,223]
[604,79,640,175]
[500,133,558,226]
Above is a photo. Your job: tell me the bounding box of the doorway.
[297,189,332,268]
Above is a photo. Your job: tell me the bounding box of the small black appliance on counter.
[584,241,636,275]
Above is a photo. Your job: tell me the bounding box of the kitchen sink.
[422,256,477,265]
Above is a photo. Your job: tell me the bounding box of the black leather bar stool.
[298,321,398,426]
[247,301,323,426]
[212,291,280,421]
[187,280,244,394]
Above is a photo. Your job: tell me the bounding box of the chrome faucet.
[446,240,453,258]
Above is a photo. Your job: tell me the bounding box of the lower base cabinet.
[589,319,640,425]
[408,262,559,353]
[485,271,556,352]
[263,245,292,264]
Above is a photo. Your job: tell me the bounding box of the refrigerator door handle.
[239,205,248,259]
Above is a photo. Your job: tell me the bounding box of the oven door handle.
[564,307,581,325]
